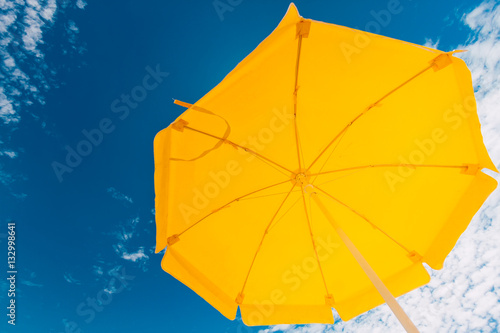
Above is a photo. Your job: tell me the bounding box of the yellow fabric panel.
[451,57,498,172]
[162,247,238,320]
[241,191,326,306]
[165,183,294,306]
[425,171,497,269]
[303,187,430,320]
[240,304,334,326]
[154,128,172,252]
[316,168,480,263]
[297,21,442,169]
[335,263,430,320]
[164,140,290,236]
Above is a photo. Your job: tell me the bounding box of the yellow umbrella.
[154,3,497,331]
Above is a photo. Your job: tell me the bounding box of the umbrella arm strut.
[309,191,420,333]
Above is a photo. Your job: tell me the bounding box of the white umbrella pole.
[309,190,420,333]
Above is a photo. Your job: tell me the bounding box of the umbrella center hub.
[291,169,311,187]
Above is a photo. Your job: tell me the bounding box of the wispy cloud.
[0,165,15,186]
[93,265,104,277]
[107,187,134,204]
[20,271,43,288]
[423,37,440,49]
[0,0,86,188]
[0,149,17,159]
[455,1,500,163]
[20,280,43,287]
[260,325,293,332]
[22,0,57,56]
[76,0,87,10]
[116,227,134,242]
[103,265,134,294]
[120,247,149,263]
[109,216,150,271]
[63,272,81,285]
[1,0,61,124]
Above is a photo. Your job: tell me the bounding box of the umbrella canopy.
[154,3,497,330]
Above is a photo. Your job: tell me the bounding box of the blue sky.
[1,0,500,332]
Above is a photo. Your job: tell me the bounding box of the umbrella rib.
[239,188,302,201]
[184,125,294,174]
[310,125,349,184]
[309,163,467,177]
[293,32,305,169]
[177,179,291,237]
[251,153,291,178]
[316,168,367,188]
[314,185,412,254]
[268,194,302,233]
[238,184,296,297]
[306,63,434,172]
[301,188,332,297]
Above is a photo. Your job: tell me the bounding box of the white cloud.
[40,0,57,21]
[260,325,293,333]
[114,224,136,242]
[63,272,81,285]
[259,2,500,333]
[67,19,78,32]
[20,280,43,287]
[12,192,27,199]
[0,6,16,34]
[107,187,134,204]
[1,0,87,188]
[110,216,150,270]
[121,247,149,263]
[0,149,17,158]
[22,0,58,56]
[0,86,19,124]
[93,265,104,276]
[76,0,87,10]
[455,2,500,163]
[0,165,14,185]
[104,265,124,294]
[19,271,43,287]
[423,37,440,50]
